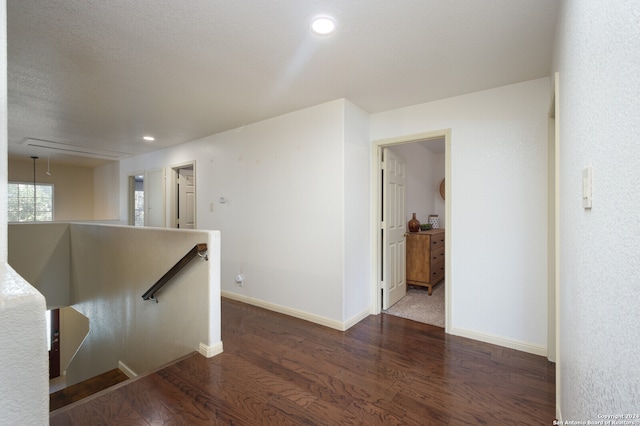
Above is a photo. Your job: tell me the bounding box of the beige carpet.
[384,281,445,327]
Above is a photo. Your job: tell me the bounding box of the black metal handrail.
[142,243,208,302]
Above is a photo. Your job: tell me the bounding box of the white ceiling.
[7,0,559,167]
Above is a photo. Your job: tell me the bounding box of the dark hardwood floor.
[50,298,555,425]
[50,369,129,412]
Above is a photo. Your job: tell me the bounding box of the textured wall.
[0,263,48,426]
[0,2,48,422]
[553,0,640,420]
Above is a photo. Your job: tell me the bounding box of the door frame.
[549,72,561,418]
[169,161,196,229]
[371,129,451,333]
[547,73,559,363]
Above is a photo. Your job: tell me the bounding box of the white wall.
[372,78,550,352]
[94,161,120,220]
[120,99,371,326]
[553,0,640,420]
[343,101,371,323]
[389,143,438,227]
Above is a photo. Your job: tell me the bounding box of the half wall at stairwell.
[8,222,222,387]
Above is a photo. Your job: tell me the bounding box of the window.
[134,187,144,226]
[8,182,54,222]
[134,176,144,226]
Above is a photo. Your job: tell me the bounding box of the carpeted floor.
[384,280,445,327]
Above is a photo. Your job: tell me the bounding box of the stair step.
[49,369,129,411]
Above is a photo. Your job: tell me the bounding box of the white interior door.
[146,168,165,227]
[382,147,407,309]
[177,167,195,229]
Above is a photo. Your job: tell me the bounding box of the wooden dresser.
[406,229,445,295]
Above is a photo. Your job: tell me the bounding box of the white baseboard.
[118,360,137,379]
[222,290,370,331]
[343,307,371,330]
[199,341,224,358]
[450,326,547,357]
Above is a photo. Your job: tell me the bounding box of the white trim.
[198,341,223,358]
[343,308,371,331]
[118,360,137,379]
[222,291,369,331]
[553,70,562,419]
[449,327,547,357]
[444,132,451,334]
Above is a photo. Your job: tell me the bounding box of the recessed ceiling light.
[143,136,155,141]
[311,17,336,35]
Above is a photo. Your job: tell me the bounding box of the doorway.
[48,306,90,393]
[170,162,196,229]
[128,174,145,226]
[128,169,166,227]
[48,308,60,379]
[372,129,451,332]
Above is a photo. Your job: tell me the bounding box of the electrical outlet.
[235,274,244,286]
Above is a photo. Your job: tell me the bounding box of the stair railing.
[141,243,208,302]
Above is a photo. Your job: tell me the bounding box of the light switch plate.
[582,166,592,209]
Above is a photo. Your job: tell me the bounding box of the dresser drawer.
[430,232,445,250]
[430,247,444,266]
[431,261,444,283]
